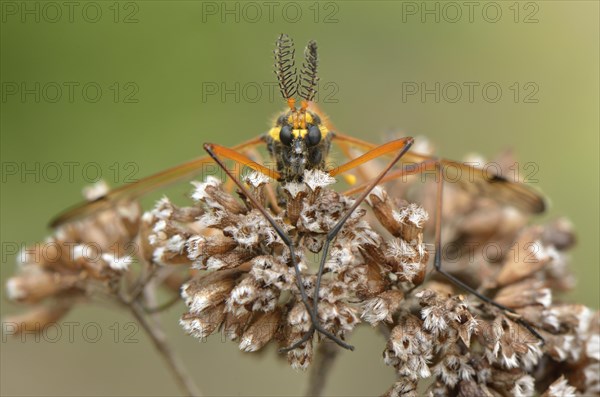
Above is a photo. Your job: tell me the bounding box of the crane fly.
[50,34,546,351]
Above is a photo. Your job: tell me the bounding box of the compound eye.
[279,125,293,145]
[306,125,321,146]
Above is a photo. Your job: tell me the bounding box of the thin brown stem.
[144,294,182,314]
[125,297,202,397]
[129,266,158,302]
[305,342,339,397]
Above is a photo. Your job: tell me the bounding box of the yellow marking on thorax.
[268,127,280,141]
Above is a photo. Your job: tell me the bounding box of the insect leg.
[343,157,544,342]
[310,138,415,351]
[429,160,545,342]
[332,131,545,214]
[202,143,321,351]
[239,146,283,214]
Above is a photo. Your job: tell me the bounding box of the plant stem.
[128,300,202,397]
[144,294,182,314]
[305,342,339,397]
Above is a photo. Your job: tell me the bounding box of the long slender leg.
[202,145,308,311]
[342,157,544,342]
[284,139,415,351]
[202,143,351,351]
[311,138,415,349]
[328,137,413,177]
[204,143,281,180]
[342,160,437,197]
[334,140,373,184]
[243,146,283,214]
[339,156,546,342]
[332,131,545,214]
[429,161,544,342]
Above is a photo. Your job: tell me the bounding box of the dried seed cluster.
[145,170,429,369]
[4,182,143,332]
[378,150,598,396]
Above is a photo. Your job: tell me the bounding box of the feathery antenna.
[274,34,298,102]
[298,40,319,103]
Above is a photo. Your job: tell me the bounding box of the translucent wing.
[309,103,546,214]
[49,136,265,228]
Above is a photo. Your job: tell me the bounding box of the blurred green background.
[1,1,598,396]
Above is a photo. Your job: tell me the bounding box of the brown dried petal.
[239,310,280,352]
[202,249,255,271]
[367,187,403,236]
[495,226,549,286]
[224,311,252,341]
[182,269,242,314]
[6,270,79,304]
[285,334,313,370]
[2,303,72,335]
[356,261,388,299]
[395,203,429,243]
[494,278,551,309]
[186,234,236,262]
[56,200,140,251]
[282,185,307,226]
[488,370,534,397]
[457,380,495,397]
[361,289,404,325]
[541,375,577,397]
[382,379,418,397]
[250,255,295,289]
[153,244,192,266]
[179,303,226,339]
[195,180,247,215]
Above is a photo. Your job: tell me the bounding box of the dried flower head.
[147,170,429,368]
[378,149,598,396]
[3,181,147,332]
